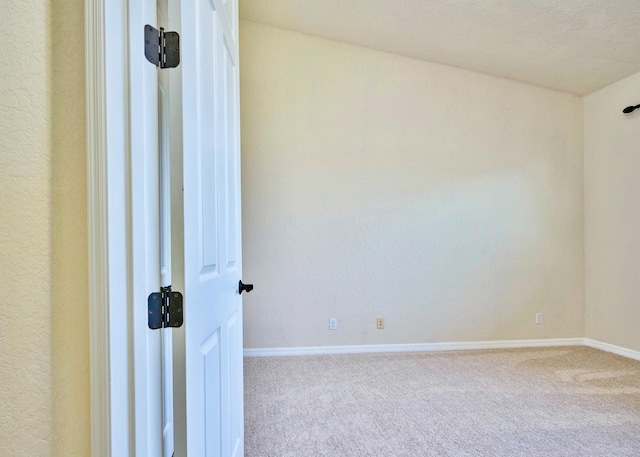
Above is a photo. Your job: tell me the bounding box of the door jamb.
[86,1,134,455]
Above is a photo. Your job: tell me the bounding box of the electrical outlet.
[329,318,337,330]
[535,313,543,324]
[377,318,384,329]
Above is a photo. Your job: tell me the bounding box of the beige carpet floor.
[244,347,640,456]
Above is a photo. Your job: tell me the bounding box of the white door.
[171,0,244,455]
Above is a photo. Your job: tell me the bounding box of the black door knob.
[239,280,254,294]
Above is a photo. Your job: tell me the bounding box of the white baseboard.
[585,338,640,362]
[244,337,586,357]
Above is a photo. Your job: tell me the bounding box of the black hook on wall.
[622,103,640,114]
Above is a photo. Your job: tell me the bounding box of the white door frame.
[86,2,245,454]
[86,1,159,455]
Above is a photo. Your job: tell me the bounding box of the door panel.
[227,311,242,456]
[222,36,240,272]
[177,0,243,455]
[202,331,222,456]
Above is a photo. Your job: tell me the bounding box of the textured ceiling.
[239,0,640,95]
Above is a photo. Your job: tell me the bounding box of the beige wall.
[50,1,90,455]
[584,70,640,352]
[4,6,630,453]
[1,2,52,454]
[0,1,89,455]
[240,21,585,349]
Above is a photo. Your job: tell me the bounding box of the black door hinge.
[144,25,180,69]
[148,286,183,329]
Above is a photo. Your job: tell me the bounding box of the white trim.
[87,0,133,455]
[585,338,640,362]
[86,1,110,455]
[244,338,586,357]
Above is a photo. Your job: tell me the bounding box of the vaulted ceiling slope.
[239,0,640,95]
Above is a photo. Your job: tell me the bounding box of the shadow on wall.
[49,0,90,455]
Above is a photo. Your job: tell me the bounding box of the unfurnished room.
[2,1,640,456]
[239,1,640,455]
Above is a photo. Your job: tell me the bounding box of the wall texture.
[50,0,90,455]
[240,21,585,349]
[1,1,53,454]
[0,1,89,455]
[584,70,640,352]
